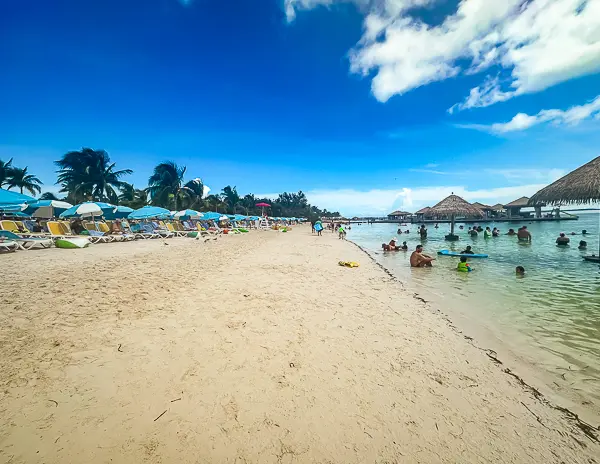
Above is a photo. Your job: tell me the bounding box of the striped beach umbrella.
[172,209,201,219]
[60,201,116,218]
[23,200,73,218]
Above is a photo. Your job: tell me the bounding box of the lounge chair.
[0,238,18,252]
[0,230,53,250]
[151,222,175,238]
[165,222,186,237]
[103,221,135,241]
[47,221,96,244]
[1,220,48,238]
[129,223,161,239]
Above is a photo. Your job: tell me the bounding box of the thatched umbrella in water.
[429,193,484,241]
[529,156,600,262]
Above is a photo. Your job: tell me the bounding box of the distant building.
[414,206,432,221]
[387,210,411,220]
[472,202,494,218]
[504,196,546,218]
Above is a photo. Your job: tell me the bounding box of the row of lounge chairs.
[0,218,248,252]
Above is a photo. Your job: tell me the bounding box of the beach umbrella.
[172,209,201,220]
[60,201,116,218]
[529,156,600,261]
[128,205,171,220]
[0,203,26,213]
[23,200,73,218]
[0,188,35,208]
[233,214,247,221]
[219,215,229,221]
[256,202,271,216]
[429,194,483,240]
[200,211,222,221]
[104,205,134,220]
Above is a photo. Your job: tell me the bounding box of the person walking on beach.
[517,226,531,242]
[338,224,346,240]
[410,245,434,267]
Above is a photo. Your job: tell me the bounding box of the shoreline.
[348,237,600,432]
[1,229,599,462]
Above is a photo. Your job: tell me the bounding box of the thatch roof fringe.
[529,156,600,205]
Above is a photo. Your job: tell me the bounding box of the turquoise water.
[348,213,600,411]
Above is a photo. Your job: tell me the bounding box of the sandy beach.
[1,228,599,463]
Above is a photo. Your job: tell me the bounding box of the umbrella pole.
[450,214,455,235]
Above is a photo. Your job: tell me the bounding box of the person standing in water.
[517,226,531,242]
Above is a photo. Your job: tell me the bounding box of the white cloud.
[301,183,551,216]
[458,94,600,133]
[289,0,600,109]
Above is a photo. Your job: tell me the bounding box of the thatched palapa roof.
[491,203,505,211]
[472,202,493,211]
[529,156,600,205]
[415,206,431,214]
[430,194,484,217]
[388,210,410,216]
[504,196,531,208]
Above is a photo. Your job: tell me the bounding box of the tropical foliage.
[0,159,43,195]
[2,148,339,218]
[55,148,132,203]
[5,167,43,195]
[147,161,205,210]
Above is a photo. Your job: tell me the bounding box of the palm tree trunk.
[20,187,23,194]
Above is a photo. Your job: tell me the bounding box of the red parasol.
[255,202,271,216]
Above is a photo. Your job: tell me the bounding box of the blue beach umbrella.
[24,200,73,218]
[104,205,134,220]
[60,201,116,218]
[200,211,222,221]
[0,188,36,208]
[128,205,171,220]
[233,214,247,221]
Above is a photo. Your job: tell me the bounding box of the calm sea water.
[347,213,600,410]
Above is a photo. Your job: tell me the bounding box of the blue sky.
[1,0,599,215]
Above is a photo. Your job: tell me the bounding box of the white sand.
[1,229,598,463]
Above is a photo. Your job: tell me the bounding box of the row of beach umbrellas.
[0,191,305,222]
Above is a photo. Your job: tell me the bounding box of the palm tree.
[6,166,43,195]
[39,192,61,201]
[55,148,132,203]
[204,194,226,213]
[221,185,240,214]
[147,161,203,209]
[118,183,148,209]
[0,158,15,187]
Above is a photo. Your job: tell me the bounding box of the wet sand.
[1,229,598,463]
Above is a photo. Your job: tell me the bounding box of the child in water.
[457,256,472,272]
[515,266,525,276]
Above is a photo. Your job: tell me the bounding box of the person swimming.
[401,241,408,251]
[578,240,587,250]
[460,245,474,254]
[457,256,472,272]
[516,266,525,276]
[582,229,588,235]
[492,227,499,237]
[469,227,478,237]
[506,228,516,236]
[484,227,492,238]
